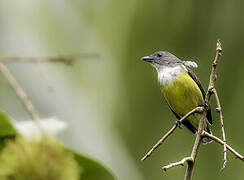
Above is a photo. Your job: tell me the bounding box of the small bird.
[141,51,212,143]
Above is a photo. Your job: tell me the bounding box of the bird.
[141,51,212,144]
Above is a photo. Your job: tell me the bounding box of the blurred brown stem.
[0,62,42,125]
[0,53,99,65]
[34,62,53,91]
[0,53,98,130]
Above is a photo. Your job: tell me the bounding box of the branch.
[162,157,193,171]
[202,131,244,161]
[212,88,227,169]
[204,40,227,170]
[0,53,99,133]
[0,63,42,125]
[0,53,99,91]
[0,53,99,65]
[183,40,223,180]
[141,106,204,161]
[205,40,222,102]
[183,110,207,180]
[34,62,53,91]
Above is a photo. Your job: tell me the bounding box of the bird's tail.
[202,123,212,144]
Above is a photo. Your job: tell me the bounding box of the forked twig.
[162,157,193,171]
[141,107,204,161]
[202,131,244,161]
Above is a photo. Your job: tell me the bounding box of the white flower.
[13,117,67,140]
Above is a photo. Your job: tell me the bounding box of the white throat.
[156,65,185,86]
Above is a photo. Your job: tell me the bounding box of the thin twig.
[212,88,227,169]
[183,40,223,180]
[0,53,99,65]
[204,40,227,170]
[202,131,244,161]
[34,62,53,91]
[0,63,41,124]
[141,106,204,161]
[205,40,222,103]
[162,157,193,171]
[184,111,207,180]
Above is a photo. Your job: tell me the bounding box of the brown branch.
[205,40,222,103]
[34,62,53,91]
[204,40,227,170]
[184,111,207,180]
[0,53,99,65]
[0,62,42,125]
[162,157,193,171]
[212,88,227,169]
[0,53,98,133]
[183,40,223,180]
[141,106,204,161]
[202,131,244,161]
[0,53,99,91]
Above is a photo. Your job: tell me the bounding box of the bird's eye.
[157,54,162,57]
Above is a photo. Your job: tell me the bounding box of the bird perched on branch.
[141,51,212,144]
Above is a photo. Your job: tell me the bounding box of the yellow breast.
[161,71,204,127]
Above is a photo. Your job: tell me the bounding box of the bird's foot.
[199,102,208,108]
[175,120,182,128]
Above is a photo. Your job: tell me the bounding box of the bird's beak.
[141,55,153,62]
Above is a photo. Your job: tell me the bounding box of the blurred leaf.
[0,111,17,150]
[71,150,116,180]
[0,111,115,180]
[0,111,17,138]
[0,138,80,180]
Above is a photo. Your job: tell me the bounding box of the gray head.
[141,51,198,70]
[141,51,181,67]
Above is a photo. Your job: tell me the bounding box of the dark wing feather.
[168,105,196,134]
[186,67,213,125]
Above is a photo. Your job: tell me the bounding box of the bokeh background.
[0,0,244,180]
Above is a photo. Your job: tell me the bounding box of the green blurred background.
[0,0,244,179]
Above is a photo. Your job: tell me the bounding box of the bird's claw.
[175,120,182,128]
[199,102,208,108]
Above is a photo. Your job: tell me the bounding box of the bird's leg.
[199,102,208,108]
[175,119,182,128]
